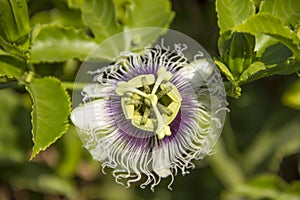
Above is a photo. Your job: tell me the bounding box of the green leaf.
[0,0,31,42]
[25,77,71,159]
[260,0,300,27]
[68,0,122,42]
[233,13,299,53]
[0,53,27,79]
[214,59,235,82]
[0,60,23,79]
[238,61,266,84]
[216,0,255,34]
[282,79,300,110]
[114,0,175,29]
[30,25,98,63]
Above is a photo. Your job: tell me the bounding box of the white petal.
[71,99,114,131]
[82,83,115,99]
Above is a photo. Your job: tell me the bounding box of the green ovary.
[116,68,182,139]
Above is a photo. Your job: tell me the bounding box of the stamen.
[140,107,150,125]
[125,99,143,105]
[142,77,151,94]
[157,103,173,116]
[156,85,173,99]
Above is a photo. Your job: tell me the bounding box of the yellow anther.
[160,83,182,102]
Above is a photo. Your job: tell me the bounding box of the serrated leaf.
[238,61,266,84]
[25,77,71,160]
[214,59,235,82]
[30,25,98,63]
[0,0,30,42]
[216,0,255,34]
[68,0,122,42]
[260,0,300,27]
[233,13,299,53]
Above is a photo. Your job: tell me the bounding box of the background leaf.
[0,61,22,79]
[25,77,71,159]
[216,0,255,34]
[224,175,300,200]
[30,25,98,63]
[114,0,175,29]
[282,79,300,110]
[0,0,30,42]
[68,0,122,42]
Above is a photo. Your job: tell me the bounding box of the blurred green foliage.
[0,0,299,199]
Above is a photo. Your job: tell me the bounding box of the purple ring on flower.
[71,28,228,191]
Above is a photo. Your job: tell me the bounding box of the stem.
[0,81,21,89]
[61,82,88,90]
[207,138,245,188]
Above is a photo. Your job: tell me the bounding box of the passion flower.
[71,28,227,191]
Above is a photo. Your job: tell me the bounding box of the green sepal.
[227,32,255,79]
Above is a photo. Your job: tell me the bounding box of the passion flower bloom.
[71,29,227,190]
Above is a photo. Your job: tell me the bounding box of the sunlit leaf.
[238,61,266,84]
[214,59,235,82]
[233,13,299,53]
[260,0,300,27]
[25,77,71,159]
[30,25,98,63]
[216,0,255,34]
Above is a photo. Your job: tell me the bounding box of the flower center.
[115,67,182,140]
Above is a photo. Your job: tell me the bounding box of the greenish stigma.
[115,67,182,140]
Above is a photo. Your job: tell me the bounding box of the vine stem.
[61,82,87,90]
